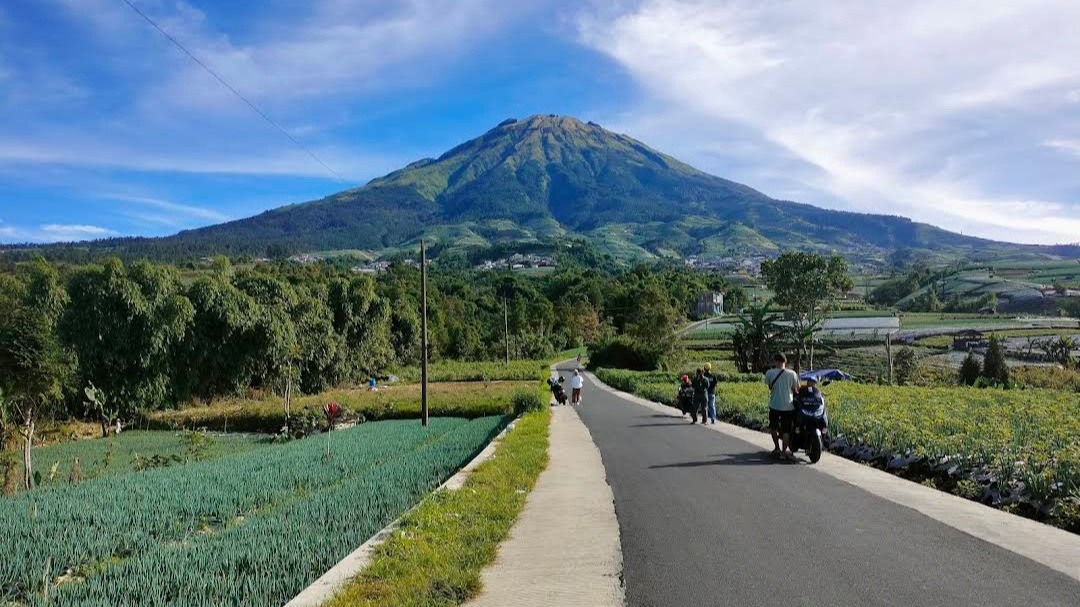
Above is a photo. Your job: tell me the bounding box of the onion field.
[1,416,507,607]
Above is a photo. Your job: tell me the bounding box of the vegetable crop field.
[594,368,1080,529]
[1,416,508,607]
[28,431,270,486]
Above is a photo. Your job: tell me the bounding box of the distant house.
[695,291,724,317]
[952,329,985,351]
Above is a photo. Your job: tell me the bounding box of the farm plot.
[28,431,269,486]
[2,416,508,607]
[149,381,532,432]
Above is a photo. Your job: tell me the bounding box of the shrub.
[510,389,545,415]
[983,334,1009,386]
[893,347,919,385]
[958,351,982,386]
[587,335,679,371]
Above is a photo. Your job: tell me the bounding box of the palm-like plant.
[732,302,785,373]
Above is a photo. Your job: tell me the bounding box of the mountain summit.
[125,115,1075,261]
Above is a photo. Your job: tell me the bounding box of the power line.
[118,0,346,182]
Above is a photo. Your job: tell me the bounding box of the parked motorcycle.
[547,376,568,406]
[789,383,828,463]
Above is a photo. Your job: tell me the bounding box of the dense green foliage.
[9,116,1072,263]
[2,416,507,606]
[983,334,1010,385]
[326,409,549,607]
[0,257,722,417]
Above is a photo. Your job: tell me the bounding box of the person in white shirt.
[570,369,585,405]
[764,353,800,459]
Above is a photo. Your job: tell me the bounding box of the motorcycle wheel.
[809,429,823,463]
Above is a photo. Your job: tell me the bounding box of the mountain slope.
[82,115,1080,262]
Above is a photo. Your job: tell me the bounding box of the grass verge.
[325,407,551,607]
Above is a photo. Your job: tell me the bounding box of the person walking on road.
[764,353,799,459]
[691,368,709,424]
[570,369,585,405]
[703,363,718,424]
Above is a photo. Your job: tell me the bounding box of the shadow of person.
[648,451,796,468]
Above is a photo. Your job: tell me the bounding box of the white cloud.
[578,0,1080,245]
[4,0,532,179]
[1045,139,1080,158]
[40,224,115,236]
[101,195,230,222]
[0,137,401,180]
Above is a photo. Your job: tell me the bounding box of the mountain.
[31,115,1080,263]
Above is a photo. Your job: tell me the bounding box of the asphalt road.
[565,367,1080,607]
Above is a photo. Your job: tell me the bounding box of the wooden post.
[885,331,894,385]
[503,295,510,365]
[421,240,429,427]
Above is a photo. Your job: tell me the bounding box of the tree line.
[0,254,734,487]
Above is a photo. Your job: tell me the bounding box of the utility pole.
[885,331,894,385]
[503,295,510,364]
[420,239,429,427]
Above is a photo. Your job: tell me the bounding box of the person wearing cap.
[764,353,799,459]
[570,369,585,405]
[675,374,695,417]
[703,362,718,424]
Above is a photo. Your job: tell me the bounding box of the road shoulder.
[466,404,625,607]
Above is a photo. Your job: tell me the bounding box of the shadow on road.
[649,451,797,468]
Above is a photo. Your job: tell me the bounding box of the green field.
[28,431,269,487]
[149,381,536,432]
[3,416,508,607]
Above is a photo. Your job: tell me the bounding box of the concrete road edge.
[584,370,1080,582]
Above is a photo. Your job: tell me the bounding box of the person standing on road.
[703,363,718,424]
[764,353,799,459]
[691,368,709,424]
[570,369,585,405]
[675,374,694,417]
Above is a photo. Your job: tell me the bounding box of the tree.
[958,351,982,386]
[761,252,853,370]
[0,259,73,489]
[731,302,785,373]
[723,286,748,314]
[983,333,1009,385]
[63,260,193,416]
[892,347,919,385]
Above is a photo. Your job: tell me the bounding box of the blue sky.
[2,0,1079,245]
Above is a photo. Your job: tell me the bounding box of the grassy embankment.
[595,368,1080,531]
[326,407,550,607]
